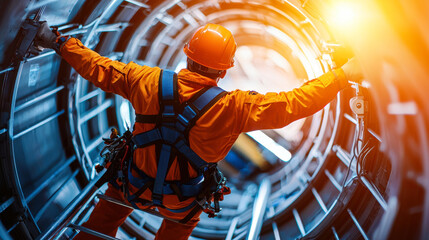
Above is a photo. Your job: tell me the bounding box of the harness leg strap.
[179,204,202,224]
[175,139,207,172]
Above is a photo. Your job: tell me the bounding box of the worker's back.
[130,67,241,182]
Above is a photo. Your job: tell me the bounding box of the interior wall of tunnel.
[0,0,428,240]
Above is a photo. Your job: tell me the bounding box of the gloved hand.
[341,58,364,84]
[34,21,58,50]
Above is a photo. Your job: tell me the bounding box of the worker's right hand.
[341,58,364,84]
[34,21,58,50]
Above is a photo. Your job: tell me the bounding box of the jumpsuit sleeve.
[60,37,151,100]
[235,68,349,133]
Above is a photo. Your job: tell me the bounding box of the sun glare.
[327,1,361,31]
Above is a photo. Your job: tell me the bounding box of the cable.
[360,146,374,173]
[341,118,362,188]
[342,114,376,188]
[357,143,374,179]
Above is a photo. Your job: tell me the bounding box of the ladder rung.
[232,229,247,240]
[7,221,19,233]
[335,146,352,166]
[292,208,306,236]
[347,209,369,240]
[344,113,357,125]
[68,223,120,240]
[331,226,340,240]
[96,194,133,209]
[225,217,239,240]
[311,188,328,213]
[360,176,387,210]
[325,169,342,191]
[269,207,281,240]
[272,220,281,240]
[0,197,14,214]
[368,128,382,142]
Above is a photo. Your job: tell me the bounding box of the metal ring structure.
[0,0,428,239]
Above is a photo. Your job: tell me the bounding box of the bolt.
[356,103,362,109]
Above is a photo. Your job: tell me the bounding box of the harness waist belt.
[128,162,204,197]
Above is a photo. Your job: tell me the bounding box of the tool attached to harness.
[196,164,231,218]
[95,128,133,189]
[126,69,230,223]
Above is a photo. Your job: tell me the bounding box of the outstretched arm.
[233,66,355,133]
[34,22,154,100]
[60,38,136,100]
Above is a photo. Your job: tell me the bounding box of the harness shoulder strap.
[159,70,177,120]
[134,69,178,125]
[193,86,226,111]
[177,86,227,141]
[173,86,227,171]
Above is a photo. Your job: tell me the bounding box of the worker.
[35,22,363,239]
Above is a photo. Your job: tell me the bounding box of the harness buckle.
[176,105,197,128]
[160,127,181,144]
[152,192,163,206]
[177,114,189,127]
[161,112,176,123]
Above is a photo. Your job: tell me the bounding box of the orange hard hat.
[184,24,237,70]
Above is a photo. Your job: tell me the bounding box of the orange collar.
[178,69,218,87]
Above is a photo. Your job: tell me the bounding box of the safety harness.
[99,70,231,224]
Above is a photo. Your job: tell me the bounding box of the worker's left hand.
[341,58,364,84]
[34,21,58,50]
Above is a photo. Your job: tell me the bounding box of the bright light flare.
[175,58,187,72]
[247,131,292,162]
[327,1,362,32]
[120,101,131,130]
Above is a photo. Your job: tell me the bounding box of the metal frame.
[2,0,426,239]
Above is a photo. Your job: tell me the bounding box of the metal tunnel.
[1,0,429,239]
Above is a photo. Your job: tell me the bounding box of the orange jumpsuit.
[61,38,348,239]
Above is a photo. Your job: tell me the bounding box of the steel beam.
[247,178,271,240]
[14,86,64,112]
[26,155,77,202]
[13,110,65,139]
